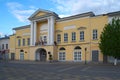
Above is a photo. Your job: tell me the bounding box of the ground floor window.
[59,52,65,61]
[74,51,82,61]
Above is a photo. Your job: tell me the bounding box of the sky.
[0,0,120,36]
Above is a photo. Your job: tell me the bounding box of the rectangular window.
[59,52,65,61]
[18,39,21,46]
[80,31,84,41]
[2,44,4,49]
[93,29,98,40]
[74,51,82,61]
[64,33,68,42]
[43,36,47,44]
[6,44,8,49]
[22,39,25,46]
[27,38,30,46]
[57,34,61,43]
[72,32,76,41]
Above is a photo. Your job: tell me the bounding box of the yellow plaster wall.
[36,21,48,41]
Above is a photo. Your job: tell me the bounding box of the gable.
[35,12,47,18]
[28,9,59,20]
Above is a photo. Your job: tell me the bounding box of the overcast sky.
[0,0,120,36]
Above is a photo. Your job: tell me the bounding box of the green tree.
[99,18,120,65]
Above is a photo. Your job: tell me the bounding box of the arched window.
[20,50,24,52]
[59,47,66,61]
[59,47,66,50]
[20,50,24,60]
[74,46,82,61]
[74,46,81,50]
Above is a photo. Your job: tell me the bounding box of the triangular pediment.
[28,9,58,20]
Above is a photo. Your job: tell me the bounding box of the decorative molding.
[23,33,30,36]
[64,25,76,30]
[77,26,86,30]
[16,36,21,38]
[56,30,62,32]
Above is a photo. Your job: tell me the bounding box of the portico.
[29,9,58,46]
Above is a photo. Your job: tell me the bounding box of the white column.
[30,21,34,46]
[50,16,54,45]
[47,17,50,45]
[33,21,37,46]
[47,16,55,45]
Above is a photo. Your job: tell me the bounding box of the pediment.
[28,9,58,20]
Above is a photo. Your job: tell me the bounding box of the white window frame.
[80,31,84,41]
[58,51,66,61]
[72,32,76,42]
[40,35,47,44]
[74,50,82,62]
[57,34,61,43]
[18,39,21,46]
[22,39,25,46]
[64,33,68,42]
[93,29,98,40]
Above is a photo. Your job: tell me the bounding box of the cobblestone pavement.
[0,61,120,80]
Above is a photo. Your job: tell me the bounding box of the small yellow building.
[9,9,120,63]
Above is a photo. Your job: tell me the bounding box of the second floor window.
[80,31,84,41]
[93,29,98,40]
[57,34,61,43]
[23,39,25,46]
[72,32,76,41]
[44,36,47,44]
[27,38,30,46]
[64,33,68,42]
[6,44,8,49]
[18,39,21,46]
[2,44,4,49]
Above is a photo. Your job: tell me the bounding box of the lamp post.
[85,47,87,64]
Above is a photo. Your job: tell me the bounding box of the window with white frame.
[57,34,61,43]
[64,33,68,42]
[18,39,21,46]
[22,39,25,46]
[40,35,47,45]
[43,36,47,44]
[72,32,76,41]
[59,47,66,61]
[59,52,65,61]
[74,46,82,61]
[80,31,84,41]
[27,38,30,46]
[93,29,98,40]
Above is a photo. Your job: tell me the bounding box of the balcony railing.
[35,41,47,46]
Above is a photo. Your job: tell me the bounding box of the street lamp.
[85,47,87,64]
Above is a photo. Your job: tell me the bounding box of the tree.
[99,18,120,65]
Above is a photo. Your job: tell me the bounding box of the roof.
[107,11,120,17]
[57,12,95,22]
[0,36,9,40]
[13,25,30,30]
[28,8,59,20]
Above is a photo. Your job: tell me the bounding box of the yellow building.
[9,9,120,63]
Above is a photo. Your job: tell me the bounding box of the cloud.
[0,32,3,37]
[6,2,37,22]
[51,0,120,15]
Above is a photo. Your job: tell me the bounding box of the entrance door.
[20,52,24,60]
[40,50,46,61]
[92,50,99,62]
[11,53,15,60]
[35,48,47,61]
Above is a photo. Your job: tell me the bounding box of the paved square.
[0,61,120,80]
